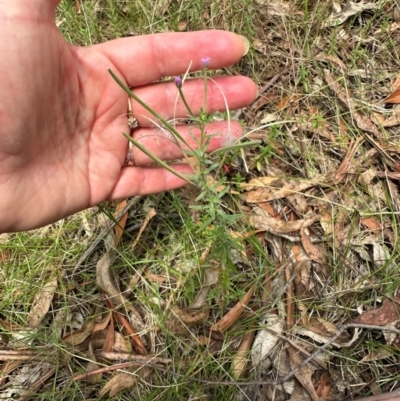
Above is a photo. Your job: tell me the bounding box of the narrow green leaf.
[109,69,191,149]
[122,133,192,184]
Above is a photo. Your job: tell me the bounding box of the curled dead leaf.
[251,311,283,368]
[324,1,378,27]
[114,200,128,245]
[251,206,320,236]
[86,343,101,384]
[96,252,143,323]
[383,87,400,104]
[211,284,255,333]
[165,305,210,335]
[361,348,394,362]
[241,176,323,203]
[288,347,320,401]
[63,316,96,346]
[27,277,58,329]
[232,330,256,379]
[300,228,324,264]
[316,372,331,400]
[99,368,152,397]
[351,298,400,326]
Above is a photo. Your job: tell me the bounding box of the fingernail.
[240,35,250,56]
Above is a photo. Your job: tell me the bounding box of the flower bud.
[201,57,210,68]
[174,76,182,89]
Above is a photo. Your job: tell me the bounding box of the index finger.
[95,30,249,86]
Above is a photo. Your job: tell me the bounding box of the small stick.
[73,361,163,381]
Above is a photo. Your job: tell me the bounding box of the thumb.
[27,1,61,19]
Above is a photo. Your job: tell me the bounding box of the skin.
[0,0,257,233]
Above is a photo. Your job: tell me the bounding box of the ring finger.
[130,120,243,165]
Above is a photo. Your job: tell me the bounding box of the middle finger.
[131,75,256,127]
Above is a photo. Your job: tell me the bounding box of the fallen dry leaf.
[304,317,340,338]
[256,0,292,16]
[241,176,323,203]
[191,267,220,308]
[324,1,378,27]
[351,298,400,326]
[165,305,210,335]
[383,87,400,104]
[277,94,301,110]
[105,298,146,356]
[292,325,359,348]
[232,330,256,378]
[361,216,382,231]
[99,368,152,398]
[334,137,364,182]
[294,259,312,297]
[315,52,347,69]
[86,343,102,384]
[251,311,283,368]
[375,108,400,128]
[114,200,128,245]
[102,314,115,353]
[300,228,324,264]
[316,372,331,400]
[211,284,255,332]
[251,206,320,236]
[96,252,143,323]
[361,348,394,362]
[290,379,314,401]
[131,207,156,249]
[88,313,110,335]
[288,347,320,401]
[27,277,58,328]
[63,315,97,346]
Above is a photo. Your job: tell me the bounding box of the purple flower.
[174,76,182,89]
[202,57,210,68]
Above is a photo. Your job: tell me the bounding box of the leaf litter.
[3,0,400,400]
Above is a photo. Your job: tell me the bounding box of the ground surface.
[1,0,400,400]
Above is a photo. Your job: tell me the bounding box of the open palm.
[0,1,256,232]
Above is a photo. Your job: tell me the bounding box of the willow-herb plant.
[109,61,259,272]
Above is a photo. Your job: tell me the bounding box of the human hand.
[0,1,257,232]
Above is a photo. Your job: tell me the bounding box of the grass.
[2,0,400,399]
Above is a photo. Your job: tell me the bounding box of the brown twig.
[73,361,163,381]
[0,349,54,362]
[105,296,147,355]
[95,351,171,364]
[350,390,400,401]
